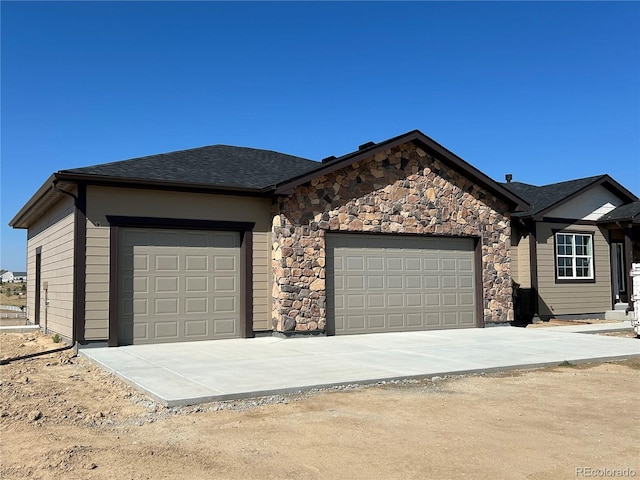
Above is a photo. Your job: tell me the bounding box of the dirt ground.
[1,332,639,480]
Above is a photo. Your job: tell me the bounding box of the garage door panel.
[423,258,439,271]
[133,322,147,341]
[133,254,148,270]
[346,256,364,270]
[347,294,365,309]
[186,277,208,292]
[214,256,236,271]
[327,234,476,335]
[441,276,457,288]
[367,257,384,270]
[441,259,457,271]
[133,277,147,293]
[460,293,475,306]
[155,255,179,271]
[213,318,237,336]
[406,276,422,288]
[458,258,473,271]
[388,276,403,289]
[368,315,385,329]
[156,277,179,293]
[185,255,208,270]
[185,297,207,314]
[214,276,236,291]
[155,298,178,315]
[347,315,365,330]
[133,299,147,315]
[347,276,364,289]
[185,319,208,337]
[118,228,241,345]
[155,321,179,340]
[367,294,384,308]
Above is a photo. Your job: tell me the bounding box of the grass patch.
[558,360,577,368]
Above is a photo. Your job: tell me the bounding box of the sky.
[1,1,639,272]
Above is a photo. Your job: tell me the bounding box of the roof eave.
[55,171,275,196]
[275,130,530,212]
[9,174,62,229]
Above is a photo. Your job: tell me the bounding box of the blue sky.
[1,1,639,271]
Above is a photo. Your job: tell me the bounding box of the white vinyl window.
[556,233,594,280]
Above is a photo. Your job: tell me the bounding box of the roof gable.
[502,175,638,220]
[274,130,529,211]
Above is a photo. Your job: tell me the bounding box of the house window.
[555,233,594,280]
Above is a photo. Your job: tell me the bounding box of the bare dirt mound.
[1,332,639,480]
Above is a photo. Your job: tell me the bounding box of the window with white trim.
[555,233,594,280]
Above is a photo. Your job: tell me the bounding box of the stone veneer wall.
[271,142,513,332]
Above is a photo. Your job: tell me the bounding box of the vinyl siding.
[546,185,624,221]
[26,195,75,339]
[252,231,272,331]
[536,222,611,316]
[84,186,273,340]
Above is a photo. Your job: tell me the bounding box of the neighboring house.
[10,130,528,345]
[503,175,640,323]
[12,272,27,282]
[0,270,15,283]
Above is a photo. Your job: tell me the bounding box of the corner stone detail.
[272,143,513,332]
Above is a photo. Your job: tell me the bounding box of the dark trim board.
[240,231,254,338]
[106,217,256,346]
[474,238,484,328]
[528,221,539,317]
[540,217,599,226]
[34,247,42,326]
[105,216,255,232]
[73,184,87,344]
[624,225,634,311]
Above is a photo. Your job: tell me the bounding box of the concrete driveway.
[80,323,639,407]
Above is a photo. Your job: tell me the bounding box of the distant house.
[0,270,15,283]
[503,175,639,323]
[12,272,27,282]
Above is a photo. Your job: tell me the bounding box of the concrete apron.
[79,323,640,407]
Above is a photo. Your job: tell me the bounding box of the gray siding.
[84,186,273,340]
[26,195,75,339]
[536,222,611,316]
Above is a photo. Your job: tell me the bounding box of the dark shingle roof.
[598,201,640,223]
[501,175,607,218]
[62,145,319,191]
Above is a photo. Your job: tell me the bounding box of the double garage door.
[327,234,477,335]
[118,228,241,345]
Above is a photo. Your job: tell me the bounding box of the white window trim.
[555,232,594,280]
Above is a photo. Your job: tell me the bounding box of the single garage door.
[118,228,241,345]
[327,234,477,335]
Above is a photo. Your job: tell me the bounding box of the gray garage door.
[118,228,241,345]
[327,234,477,335]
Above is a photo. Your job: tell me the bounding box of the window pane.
[555,233,593,279]
[583,236,591,255]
